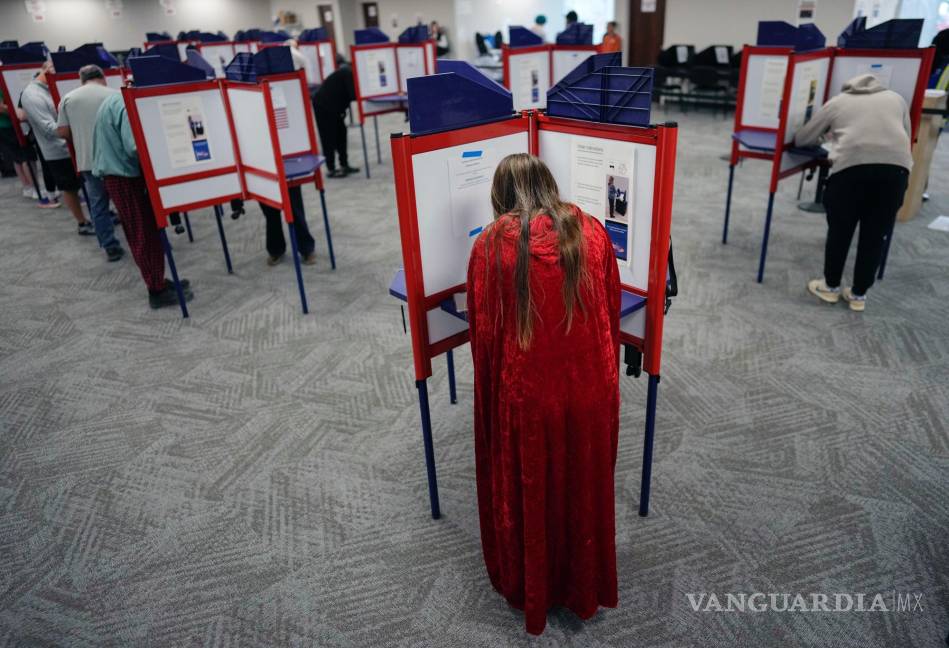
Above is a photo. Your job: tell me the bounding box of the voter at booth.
[92,92,194,309]
[530,15,548,41]
[20,60,95,235]
[466,154,620,635]
[56,65,124,262]
[259,186,318,267]
[312,64,359,177]
[795,73,912,312]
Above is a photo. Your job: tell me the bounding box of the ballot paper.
[448,149,499,239]
[158,95,212,169]
[570,136,635,263]
[759,57,788,122]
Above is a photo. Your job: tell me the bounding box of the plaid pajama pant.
[103,175,166,293]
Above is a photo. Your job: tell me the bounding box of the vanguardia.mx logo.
[686,592,925,612]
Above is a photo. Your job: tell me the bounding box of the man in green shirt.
[93,91,194,309]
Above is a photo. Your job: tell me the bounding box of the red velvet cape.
[466,206,621,634]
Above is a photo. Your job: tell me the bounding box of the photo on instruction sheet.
[605,171,630,261]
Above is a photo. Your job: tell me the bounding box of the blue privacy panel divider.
[225,52,256,81]
[0,43,47,64]
[408,60,513,135]
[547,52,654,127]
[128,56,207,87]
[757,21,826,51]
[186,51,216,79]
[399,25,430,43]
[255,47,294,75]
[144,43,181,61]
[355,28,390,45]
[300,27,329,42]
[838,18,924,49]
[509,26,544,48]
[51,44,120,72]
[556,23,593,45]
[146,32,171,42]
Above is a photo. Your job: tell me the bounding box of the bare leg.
[61,190,87,224]
[14,162,32,189]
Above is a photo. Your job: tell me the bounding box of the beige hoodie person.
[794,73,912,175]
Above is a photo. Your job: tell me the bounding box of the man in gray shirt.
[20,60,94,237]
[57,65,123,261]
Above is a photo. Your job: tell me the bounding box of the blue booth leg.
[183,212,194,243]
[213,204,233,274]
[319,189,336,270]
[722,165,735,244]
[878,225,894,280]
[757,192,776,283]
[373,115,382,164]
[287,224,310,315]
[416,379,441,519]
[447,349,457,405]
[639,374,660,517]
[360,124,371,179]
[159,229,189,319]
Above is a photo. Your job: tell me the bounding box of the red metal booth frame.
[392,111,677,519]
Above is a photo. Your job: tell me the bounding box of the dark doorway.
[362,2,380,28]
[628,0,666,66]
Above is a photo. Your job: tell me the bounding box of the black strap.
[665,242,678,315]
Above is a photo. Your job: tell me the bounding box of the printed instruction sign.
[448,149,498,239]
[361,49,393,95]
[570,136,635,263]
[519,64,542,106]
[158,96,213,168]
[786,60,822,139]
[759,57,788,122]
[859,62,893,88]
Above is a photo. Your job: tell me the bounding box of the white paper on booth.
[399,48,425,83]
[858,62,893,88]
[714,46,730,65]
[676,45,688,64]
[569,137,635,264]
[518,62,543,107]
[759,57,788,121]
[361,49,394,95]
[448,149,499,239]
[158,95,213,169]
[786,60,822,139]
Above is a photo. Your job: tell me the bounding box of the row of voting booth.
[722,18,935,282]
[388,54,676,520]
[122,49,336,318]
[143,29,337,85]
[349,26,435,178]
[501,23,601,112]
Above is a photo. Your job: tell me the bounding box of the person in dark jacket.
[312,64,359,177]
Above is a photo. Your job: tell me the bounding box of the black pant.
[314,106,348,171]
[259,185,316,258]
[823,164,908,295]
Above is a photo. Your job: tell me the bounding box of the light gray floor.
[1,109,947,647]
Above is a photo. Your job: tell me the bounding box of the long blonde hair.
[486,153,586,349]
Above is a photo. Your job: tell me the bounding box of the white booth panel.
[158,172,241,210]
[740,54,789,130]
[508,50,550,111]
[226,87,277,173]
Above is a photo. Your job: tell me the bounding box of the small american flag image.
[274,107,289,130]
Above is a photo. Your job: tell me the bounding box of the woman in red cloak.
[466,153,621,634]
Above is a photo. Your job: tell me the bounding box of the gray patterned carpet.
[1,109,947,647]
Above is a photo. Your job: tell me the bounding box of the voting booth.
[194,41,238,79]
[0,44,48,147]
[122,52,335,318]
[48,45,125,108]
[390,57,676,520]
[501,27,552,111]
[298,28,337,85]
[350,27,435,178]
[721,20,934,282]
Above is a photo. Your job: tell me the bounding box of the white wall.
[268,0,348,55]
[0,0,272,51]
[663,0,856,50]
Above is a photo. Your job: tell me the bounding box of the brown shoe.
[301,253,317,265]
[267,254,284,266]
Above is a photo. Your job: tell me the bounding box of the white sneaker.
[841,287,866,312]
[808,278,840,304]
[22,187,38,199]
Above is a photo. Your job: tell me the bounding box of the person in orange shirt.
[601,21,622,53]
